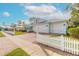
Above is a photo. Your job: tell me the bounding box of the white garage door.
[38,24,49,33]
[50,22,67,34]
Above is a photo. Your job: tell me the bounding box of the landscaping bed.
[5,48,30,56]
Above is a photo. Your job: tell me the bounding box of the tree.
[67,3,79,28]
[67,3,79,38]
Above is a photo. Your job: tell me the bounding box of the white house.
[30,11,71,34]
[32,18,67,34]
[15,20,26,31]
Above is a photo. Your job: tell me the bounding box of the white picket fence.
[37,34,79,55]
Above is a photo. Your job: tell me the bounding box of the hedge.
[69,27,79,39]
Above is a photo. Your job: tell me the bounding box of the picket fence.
[37,34,79,55]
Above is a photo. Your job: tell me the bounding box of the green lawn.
[15,31,26,35]
[0,32,5,37]
[5,48,30,56]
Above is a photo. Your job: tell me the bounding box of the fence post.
[64,36,65,51]
[72,40,75,55]
[78,43,79,55]
[60,35,64,51]
[73,40,75,55]
[65,37,67,52]
[68,37,70,53]
[66,37,68,52]
[64,36,66,52]
[76,42,79,55]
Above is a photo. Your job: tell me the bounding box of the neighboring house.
[1,25,13,31]
[0,20,28,32]
[15,20,26,31]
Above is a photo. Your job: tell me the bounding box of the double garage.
[50,21,67,34]
[33,21,67,34]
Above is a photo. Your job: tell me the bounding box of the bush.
[68,27,79,39]
[66,27,70,36]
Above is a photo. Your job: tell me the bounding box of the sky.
[0,3,71,25]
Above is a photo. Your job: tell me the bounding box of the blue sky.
[0,3,70,25]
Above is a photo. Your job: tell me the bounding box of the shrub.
[66,27,70,36]
[68,27,79,39]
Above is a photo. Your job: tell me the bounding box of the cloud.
[25,5,57,13]
[23,4,71,20]
[3,12,10,17]
[24,5,58,18]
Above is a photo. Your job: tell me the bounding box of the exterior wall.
[50,21,67,34]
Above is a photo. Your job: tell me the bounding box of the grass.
[15,31,26,35]
[5,48,30,56]
[0,31,5,37]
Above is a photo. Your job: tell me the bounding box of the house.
[15,20,26,31]
[30,11,71,34]
[0,25,13,31]
[31,18,66,34]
